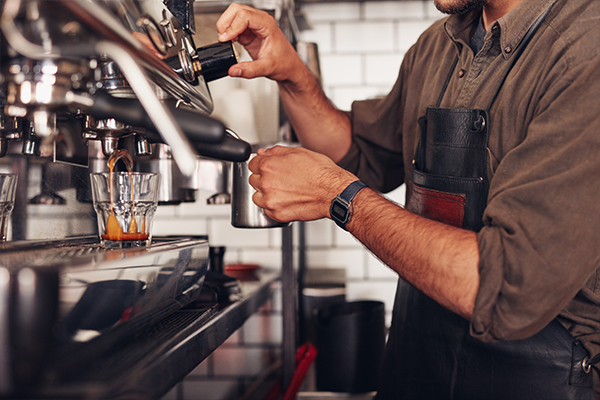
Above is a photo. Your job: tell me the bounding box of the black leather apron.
[376,5,595,399]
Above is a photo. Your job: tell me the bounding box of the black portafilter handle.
[144,129,251,162]
[195,41,238,82]
[87,91,251,162]
[88,90,225,144]
[165,41,237,84]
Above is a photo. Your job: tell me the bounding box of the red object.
[407,183,465,227]
[283,343,318,400]
[224,263,260,272]
[225,263,261,280]
[265,343,318,400]
[120,306,141,322]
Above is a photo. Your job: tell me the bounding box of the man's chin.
[434,0,487,15]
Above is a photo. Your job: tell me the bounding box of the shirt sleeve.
[337,51,416,194]
[471,51,600,342]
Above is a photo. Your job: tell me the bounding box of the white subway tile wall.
[161,2,443,398]
[364,1,424,19]
[302,0,444,109]
[364,54,405,85]
[335,21,395,52]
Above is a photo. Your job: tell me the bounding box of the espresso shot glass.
[90,172,160,248]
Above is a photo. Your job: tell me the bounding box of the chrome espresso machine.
[0,0,251,397]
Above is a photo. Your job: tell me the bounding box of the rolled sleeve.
[471,52,600,342]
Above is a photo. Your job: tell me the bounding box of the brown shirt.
[338,0,600,390]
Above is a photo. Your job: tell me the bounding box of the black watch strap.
[330,180,367,231]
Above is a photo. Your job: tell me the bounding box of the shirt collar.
[444,0,556,58]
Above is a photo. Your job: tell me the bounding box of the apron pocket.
[408,169,489,231]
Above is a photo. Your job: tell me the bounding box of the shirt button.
[505,46,512,53]
[458,69,465,78]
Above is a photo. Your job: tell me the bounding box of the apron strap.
[435,55,459,107]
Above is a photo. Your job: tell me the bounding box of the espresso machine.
[0,0,252,397]
[0,0,249,205]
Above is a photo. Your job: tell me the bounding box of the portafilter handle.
[166,41,238,84]
[84,91,251,162]
[88,91,225,144]
[194,41,238,83]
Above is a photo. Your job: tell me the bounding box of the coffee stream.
[102,149,148,242]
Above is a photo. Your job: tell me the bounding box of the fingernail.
[218,32,228,40]
[230,68,242,77]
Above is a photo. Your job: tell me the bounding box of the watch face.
[331,198,349,223]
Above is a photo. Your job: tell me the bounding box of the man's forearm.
[347,188,481,320]
[278,67,353,163]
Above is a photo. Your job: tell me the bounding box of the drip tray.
[0,235,210,398]
[0,235,208,271]
[48,306,217,388]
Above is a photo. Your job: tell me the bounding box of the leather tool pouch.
[407,107,490,232]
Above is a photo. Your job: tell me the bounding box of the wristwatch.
[330,180,367,231]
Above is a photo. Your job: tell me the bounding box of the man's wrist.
[278,61,320,94]
[330,180,368,231]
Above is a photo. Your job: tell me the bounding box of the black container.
[209,246,226,274]
[302,287,345,344]
[315,300,386,393]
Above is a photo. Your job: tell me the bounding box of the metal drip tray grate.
[53,307,217,383]
[0,236,208,271]
[0,241,105,271]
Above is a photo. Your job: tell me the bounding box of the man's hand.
[217,3,352,162]
[216,3,306,82]
[247,146,358,223]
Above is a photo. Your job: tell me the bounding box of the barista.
[216,0,600,398]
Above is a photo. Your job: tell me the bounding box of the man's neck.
[482,0,523,30]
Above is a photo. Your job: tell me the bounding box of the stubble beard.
[434,0,488,15]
